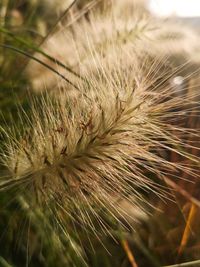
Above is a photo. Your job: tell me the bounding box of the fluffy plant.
[0,1,200,267]
[26,0,150,91]
[2,42,200,260]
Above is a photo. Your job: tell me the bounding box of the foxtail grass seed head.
[25,2,151,92]
[26,6,200,96]
[2,46,200,241]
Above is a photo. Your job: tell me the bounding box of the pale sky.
[149,0,200,17]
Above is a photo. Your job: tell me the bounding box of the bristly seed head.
[2,46,200,239]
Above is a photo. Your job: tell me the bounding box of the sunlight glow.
[149,0,200,17]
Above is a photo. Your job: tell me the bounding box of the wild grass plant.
[0,1,200,267]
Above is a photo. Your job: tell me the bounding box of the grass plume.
[1,45,199,243]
